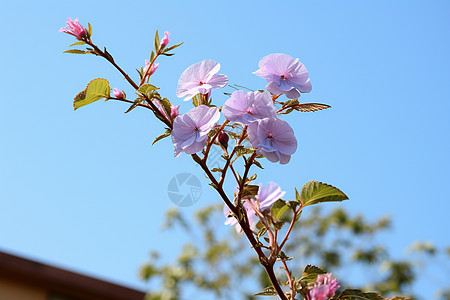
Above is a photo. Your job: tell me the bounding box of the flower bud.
[170,105,180,119]
[113,88,125,99]
[218,131,229,150]
[160,31,170,49]
[144,60,159,77]
[59,17,87,39]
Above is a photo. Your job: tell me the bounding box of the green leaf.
[271,200,290,221]
[241,185,259,198]
[138,84,159,95]
[154,30,160,52]
[152,129,172,145]
[163,42,184,52]
[253,159,264,169]
[294,103,331,112]
[149,51,155,63]
[87,23,93,37]
[160,98,172,118]
[253,286,277,296]
[73,78,110,110]
[301,265,327,283]
[124,98,144,114]
[335,289,384,300]
[300,181,348,207]
[257,227,267,239]
[69,41,86,47]
[63,49,88,54]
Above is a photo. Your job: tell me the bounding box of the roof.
[0,250,146,300]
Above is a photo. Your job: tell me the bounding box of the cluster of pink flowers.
[306,273,340,300]
[172,54,310,164]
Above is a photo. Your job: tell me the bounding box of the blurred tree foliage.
[140,204,449,300]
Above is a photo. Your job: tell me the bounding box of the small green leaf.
[74,78,110,110]
[257,227,267,239]
[300,181,348,207]
[138,84,159,95]
[254,286,277,296]
[163,42,184,52]
[152,129,172,145]
[336,289,384,300]
[125,98,144,114]
[253,159,264,169]
[87,23,93,37]
[160,98,172,118]
[63,49,88,54]
[154,30,160,52]
[69,41,86,47]
[271,200,290,221]
[149,51,155,63]
[294,103,331,112]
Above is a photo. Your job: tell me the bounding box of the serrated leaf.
[253,286,277,296]
[138,84,159,95]
[294,103,331,112]
[271,200,290,220]
[300,181,348,207]
[163,42,184,52]
[152,130,171,145]
[63,49,88,54]
[301,265,327,283]
[336,289,384,300]
[154,30,160,52]
[69,41,86,47]
[74,78,110,110]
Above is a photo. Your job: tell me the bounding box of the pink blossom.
[176,60,228,101]
[154,100,180,120]
[306,273,340,300]
[222,90,276,124]
[253,53,311,99]
[223,201,256,233]
[113,88,124,99]
[160,31,170,49]
[59,17,86,39]
[256,182,286,212]
[144,60,159,76]
[247,118,297,164]
[171,105,220,157]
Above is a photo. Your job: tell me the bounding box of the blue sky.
[0,0,449,298]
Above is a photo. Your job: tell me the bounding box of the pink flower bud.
[144,60,159,77]
[113,88,125,99]
[170,105,180,119]
[59,17,87,39]
[160,31,170,49]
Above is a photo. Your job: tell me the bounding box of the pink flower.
[306,273,340,300]
[247,118,297,164]
[222,90,276,124]
[256,182,286,212]
[176,60,228,101]
[144,60,159,76]
[160,31,170,49]
[59,17,86,39]
[171,105,220,157]
[154,100,180,120]
[253,53,312,99]
[223,201,256,233]
[113,88,125,99]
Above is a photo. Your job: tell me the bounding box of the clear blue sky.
[0,0,449,298]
